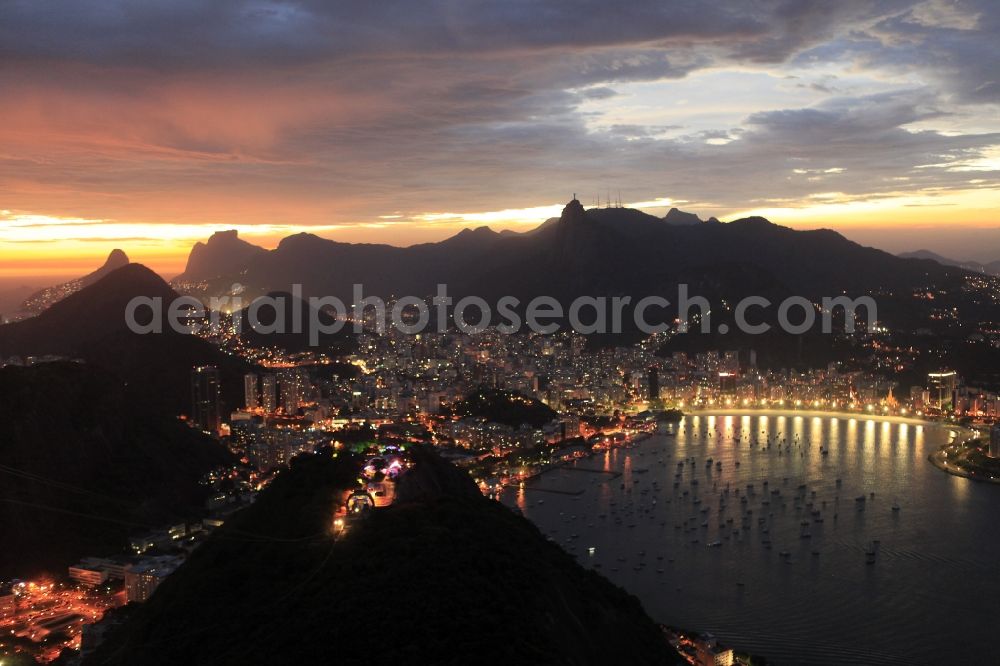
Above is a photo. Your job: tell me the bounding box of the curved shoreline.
[927,435,1000,485]
[687,407,943,427]
[689,408,995,484]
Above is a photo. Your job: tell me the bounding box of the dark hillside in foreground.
[0,362,233,578]
[89,450,680,665]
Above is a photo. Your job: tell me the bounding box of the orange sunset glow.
[1,1,998,280]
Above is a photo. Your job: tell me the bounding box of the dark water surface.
[503,412,999,665]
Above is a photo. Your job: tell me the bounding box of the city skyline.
[2,1,1000,277]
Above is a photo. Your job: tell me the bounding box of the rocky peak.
[559,198,588,225]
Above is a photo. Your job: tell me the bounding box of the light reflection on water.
[503,413,1000,665]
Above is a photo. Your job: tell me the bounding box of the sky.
[1,0,999,279]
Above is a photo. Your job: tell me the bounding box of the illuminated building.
[347,489,375,514]
[124,556,183,603]
[721,350,740,374]
[280,369,307,414]
[695,634,734,666]
[68,564,109,587]
[191,365,222,434]
[261,373,277,413]
[244,372,259,410]
[129,531,173,555]
[927,371,958,410]
[245,428,309,472]
[69,557,130,582]
[367,481,395,507]
[719,372,737,396]
[229,415,264,456]
[910,386,930,409]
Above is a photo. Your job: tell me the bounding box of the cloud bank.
[0,0,997,258]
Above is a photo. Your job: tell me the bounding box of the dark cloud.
[578,87,619,100]
[0,1,766,68]
[797,0,1000,102]
[730,0,921,63]
[0,0,997,231]
[603,124,684,139]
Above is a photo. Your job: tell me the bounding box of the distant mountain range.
[7,201,992,377]
[170,200,974,338]
[88,448,680,665]
[898,250,1000,276]
[20,248,130,314]
[12,210,986,331]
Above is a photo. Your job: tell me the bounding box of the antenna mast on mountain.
[617,190,622,208]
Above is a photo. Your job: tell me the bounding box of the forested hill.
[89,449,680,665]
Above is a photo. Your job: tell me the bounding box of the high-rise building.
[244,373,259,410]
[191,366,221,434]
[719,372,737,396]
[261,374,277,413]
[928,371,958,409]
[280,369,306,414]
[647,366,660,401]
[722,351,740,374]
[229,416,264,455]
[124,556,183,603]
